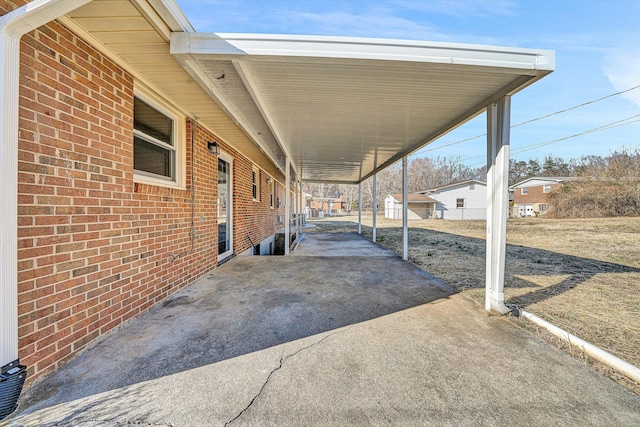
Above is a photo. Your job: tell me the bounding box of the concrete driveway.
[8,233,640,426]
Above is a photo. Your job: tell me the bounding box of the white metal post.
[285,159,291,255]
[485,96,511,313]
[372,174,377,242]
[298,180,302,234]
[358,183,362,235]
[0,0,92,370]
[402,156,408,261]
[294,179,298,235]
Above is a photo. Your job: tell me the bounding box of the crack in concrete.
[223,326,353,426]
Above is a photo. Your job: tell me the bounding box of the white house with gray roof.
[420,180,487,220]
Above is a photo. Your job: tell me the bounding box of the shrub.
[547,180,640,218]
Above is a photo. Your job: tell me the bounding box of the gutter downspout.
[0,0,91,419]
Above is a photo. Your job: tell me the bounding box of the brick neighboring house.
[307,196,345,217]
[2,0,295,387]
[510,177,575,217]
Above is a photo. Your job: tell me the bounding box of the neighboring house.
[420,180,487,220]
[308,197,345,217]
[384,193,437,219]
[510,177,575,217]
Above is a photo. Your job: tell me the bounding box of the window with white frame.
[134,96,177,182]
[539,203,548,213]
[521,187,528,195]
[543,184,551,193]
[456,198,465,208]
[252,165,260,201]
[269,179,275,209]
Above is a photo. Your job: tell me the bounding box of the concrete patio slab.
[7,233,640,426]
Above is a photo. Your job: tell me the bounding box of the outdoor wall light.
[266,178,272,184]
[207,141,220,155]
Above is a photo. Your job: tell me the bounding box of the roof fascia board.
[148,0,194,32]
[173,33,555,73]
[130,0,172,42]
[510,176,574,188]
[425,179,487,192]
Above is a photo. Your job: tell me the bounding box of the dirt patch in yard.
[305,216,640,394]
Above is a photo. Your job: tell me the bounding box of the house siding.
[432,183,486,220]
[13,11,281,384]
[384,197,433,220]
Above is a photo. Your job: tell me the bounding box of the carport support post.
[372,174,377,242]
[298,180,302,234]
[402,156,408,261]
[485,96,511,313]
[358,183,362,234]
[285,158,291,255]
[294,179,298,235]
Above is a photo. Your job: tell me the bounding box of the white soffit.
[171,33,554,184]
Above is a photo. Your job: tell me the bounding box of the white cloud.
[289,10,447,40]
[603,49,640,108]
[390,0,516,17]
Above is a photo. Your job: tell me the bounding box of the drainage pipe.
[520,310,640,385]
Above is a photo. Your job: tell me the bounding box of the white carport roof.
[170,33,554,184]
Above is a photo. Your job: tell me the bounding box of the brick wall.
[513,183,562,204]
[13,12,280,385]
[215,140,279,255]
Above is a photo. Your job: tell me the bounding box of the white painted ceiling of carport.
[171,33,554,183]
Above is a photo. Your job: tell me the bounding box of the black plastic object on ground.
[0,360,27,421]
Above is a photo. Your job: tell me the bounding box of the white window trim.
[521,187,528,195]
[269,178,275,209]
[218,150,234,261]
[456,198,465,209]
[252,165,260,202]
[543,185,551,193]
[133,89,186,189]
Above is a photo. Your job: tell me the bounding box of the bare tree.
[338,184,358,214]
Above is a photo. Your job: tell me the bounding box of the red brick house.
[1,0,301,391]
[0,0,554,414]
[307,196,345,217]
[510,177,575,217]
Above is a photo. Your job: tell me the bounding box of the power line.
[512,84,640,128]
[417,84,640,154]
[461,114,640,167]
[511,115,640,156]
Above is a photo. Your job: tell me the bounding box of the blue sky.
[175,0,640,166]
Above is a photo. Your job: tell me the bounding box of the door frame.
[217,151,234,262]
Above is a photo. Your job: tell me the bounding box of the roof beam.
[233,60,298,175]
